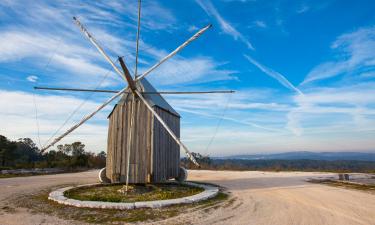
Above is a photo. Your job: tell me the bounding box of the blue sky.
[0,0,375,156]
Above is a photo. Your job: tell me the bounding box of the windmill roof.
[108,78,180,118]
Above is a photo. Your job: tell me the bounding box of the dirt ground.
[1,170,374,225]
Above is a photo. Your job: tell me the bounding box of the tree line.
[181,153,375,173]
[0,135,106,170]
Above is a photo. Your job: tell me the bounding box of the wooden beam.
[118,57,137,94]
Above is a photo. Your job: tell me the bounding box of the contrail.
[244,55,303,95]
[195,0,255,50]
[176,107,283,132]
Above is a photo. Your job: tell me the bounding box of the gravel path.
[1,170,374,225]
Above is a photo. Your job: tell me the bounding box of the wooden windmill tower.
[36,1,234,185]
[106,78,182,184]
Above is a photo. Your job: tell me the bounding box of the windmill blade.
[136,24,212,81]
[73,17,126,82]
[40,87,127,152]
[135,90,199,166]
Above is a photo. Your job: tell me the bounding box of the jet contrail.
[244,54,303,95]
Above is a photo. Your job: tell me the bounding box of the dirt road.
[1,170,374,225]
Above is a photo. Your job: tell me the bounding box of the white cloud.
[360,72,375,78]
[296,5,310,14]
[0,89,115,152]
[147,56,237,86]
[243,54,305,135]
[286,82,375,136]
[27,75,38,82]
[254,20,267,28]
[74,1,176,31]
[195,0,254,50]
[188,25,199,32]
[0,29,121,87]
[0,0,182,88]
[302,26,375,84]
[221,0,256,3]
[292,26,375,137]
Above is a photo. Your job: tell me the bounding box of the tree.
[71,142,85,157]
[0,135,108,170]
[0,135,17,167]
[16,138,41,165]
[57,144,72,156]
[68,142,88,167]
[181,152,212,169]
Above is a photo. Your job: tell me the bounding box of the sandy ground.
[1,170,374,225]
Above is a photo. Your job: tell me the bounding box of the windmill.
[35,1,234,187]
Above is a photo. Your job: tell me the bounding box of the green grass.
[65,183,204,202]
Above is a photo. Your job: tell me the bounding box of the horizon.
[1,0,375,155]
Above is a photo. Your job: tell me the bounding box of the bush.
[0,135,106,170]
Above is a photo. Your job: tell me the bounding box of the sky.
[0,0,375,156]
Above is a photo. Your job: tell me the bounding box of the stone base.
[48,182,219,209]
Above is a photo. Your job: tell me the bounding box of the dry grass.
[309,179,375,194]
[65,183,204,202]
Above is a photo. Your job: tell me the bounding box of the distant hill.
[216,151,375,162]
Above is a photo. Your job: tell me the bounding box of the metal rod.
[34,87,235,94]
[135,90,199,166]
[148,90,235,94]
[134,0,142,79]
[34,87,120,93]
[40,88,127,152]
[73,17,127,82]
[136,24,212,81]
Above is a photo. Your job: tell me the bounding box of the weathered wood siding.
[152,106,180,183]
[106,95,152,183]
[106,96,180,184]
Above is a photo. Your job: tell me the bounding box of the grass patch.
[65,183,204,202]
[0,169,88,179]
[309,179,375,194]
[7,183,229,224]
[0,173,57,178]
[0,174,26,178]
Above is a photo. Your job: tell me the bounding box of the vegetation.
[8,185,230,224]
[181,153,375,173]
[309,179,375,193]
[2,133,374,174]
[0,134,105,170]
[65,183,204,202]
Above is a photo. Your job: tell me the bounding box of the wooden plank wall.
[106,95,152,183]
[152,106,180,183]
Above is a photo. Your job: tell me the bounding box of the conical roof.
[108,78,180,118]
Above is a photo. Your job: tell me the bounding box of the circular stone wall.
[48,182,219,209]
